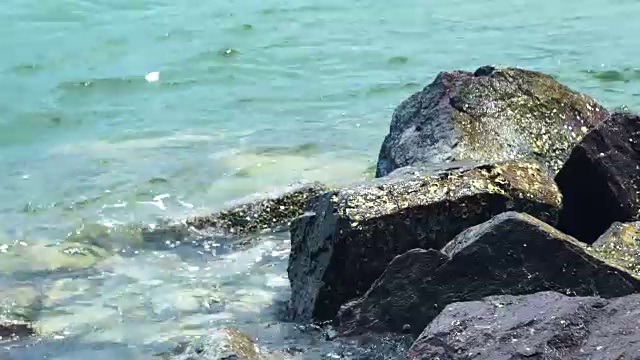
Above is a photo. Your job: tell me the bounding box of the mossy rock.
[154,327,264,360]
[376,65,609,178]
[184,182,327,237]
[288,158,562,322]
[589,221,640,276]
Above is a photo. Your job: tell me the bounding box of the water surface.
[2,0,640,358]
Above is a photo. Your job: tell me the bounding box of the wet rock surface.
[0,320,34,342]
[154,327,264,360]
[376,65,608,178]
[556,112,640,243]
[337,212,640,337]
[590,221,640,275]
[143,182,327,243]
[406,291,640,360]
[288,159,562,322]
[0,284,40,342]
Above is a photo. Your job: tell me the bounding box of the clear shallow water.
[2,0,640,358]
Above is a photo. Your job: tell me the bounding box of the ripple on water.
[386,55,409,65]
[9,63,46,76]
[583,68,640,83]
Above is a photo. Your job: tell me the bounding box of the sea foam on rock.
[556,111,640,243]
[336,212,640,337]
[376,66,608,178]
[287,158,562,322]
[406,291,640,359]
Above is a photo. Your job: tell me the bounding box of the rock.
[556,112,640,243]
[0,284,39,342]
[590,221,640,275]
[337,212,640,337]
[288,159,561,322]
[0,320,34,342]
[0,285,38,342]
[376,65,608,178]
[406,291,640,360]
[0,241,109,273]
[144,182,327,241]
[154,327,264,360]
[0,284,42,324]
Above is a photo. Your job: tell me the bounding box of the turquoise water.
[2,0,640,358]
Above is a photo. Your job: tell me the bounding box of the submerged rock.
[0,285,41,323]
[0,320,34,342]
[591,221,640,275]
[337,212,640,337]
[406,291,640,359]
[154,327,264,360]
[288,159,561,322]
[0,284,40,342]
[144,182,327,242]
[556,112,640,243]
[0,241,109,273]
[376,65,608,177]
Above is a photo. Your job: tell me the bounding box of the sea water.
[1,0,640,358]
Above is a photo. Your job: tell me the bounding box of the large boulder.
[143,182,327,242]
[337,212,640,337]
[376,66,608,178]
[406,291,640,360]
[288,159,562,322]
[590,221,640,275]
[556,112,640,243]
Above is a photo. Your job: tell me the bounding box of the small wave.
[56,76,143,93]
[9,63,45,76]
[582,68,640,83]
[49,133,215,155]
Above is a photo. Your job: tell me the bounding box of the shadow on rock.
[556,112,640,243]
[336,212,640,337]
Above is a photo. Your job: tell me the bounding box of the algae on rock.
[589,221,640,276]
[376,65,608,177]
[288,158,562,322]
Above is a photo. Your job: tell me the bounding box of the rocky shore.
[146,65,640,359]
[7,65,640,359]
[282,66,640,358]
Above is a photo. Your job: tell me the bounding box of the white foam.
[144,71,160,82]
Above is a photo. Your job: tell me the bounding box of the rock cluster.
[288,159,561,321]
[285,66,640,358]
